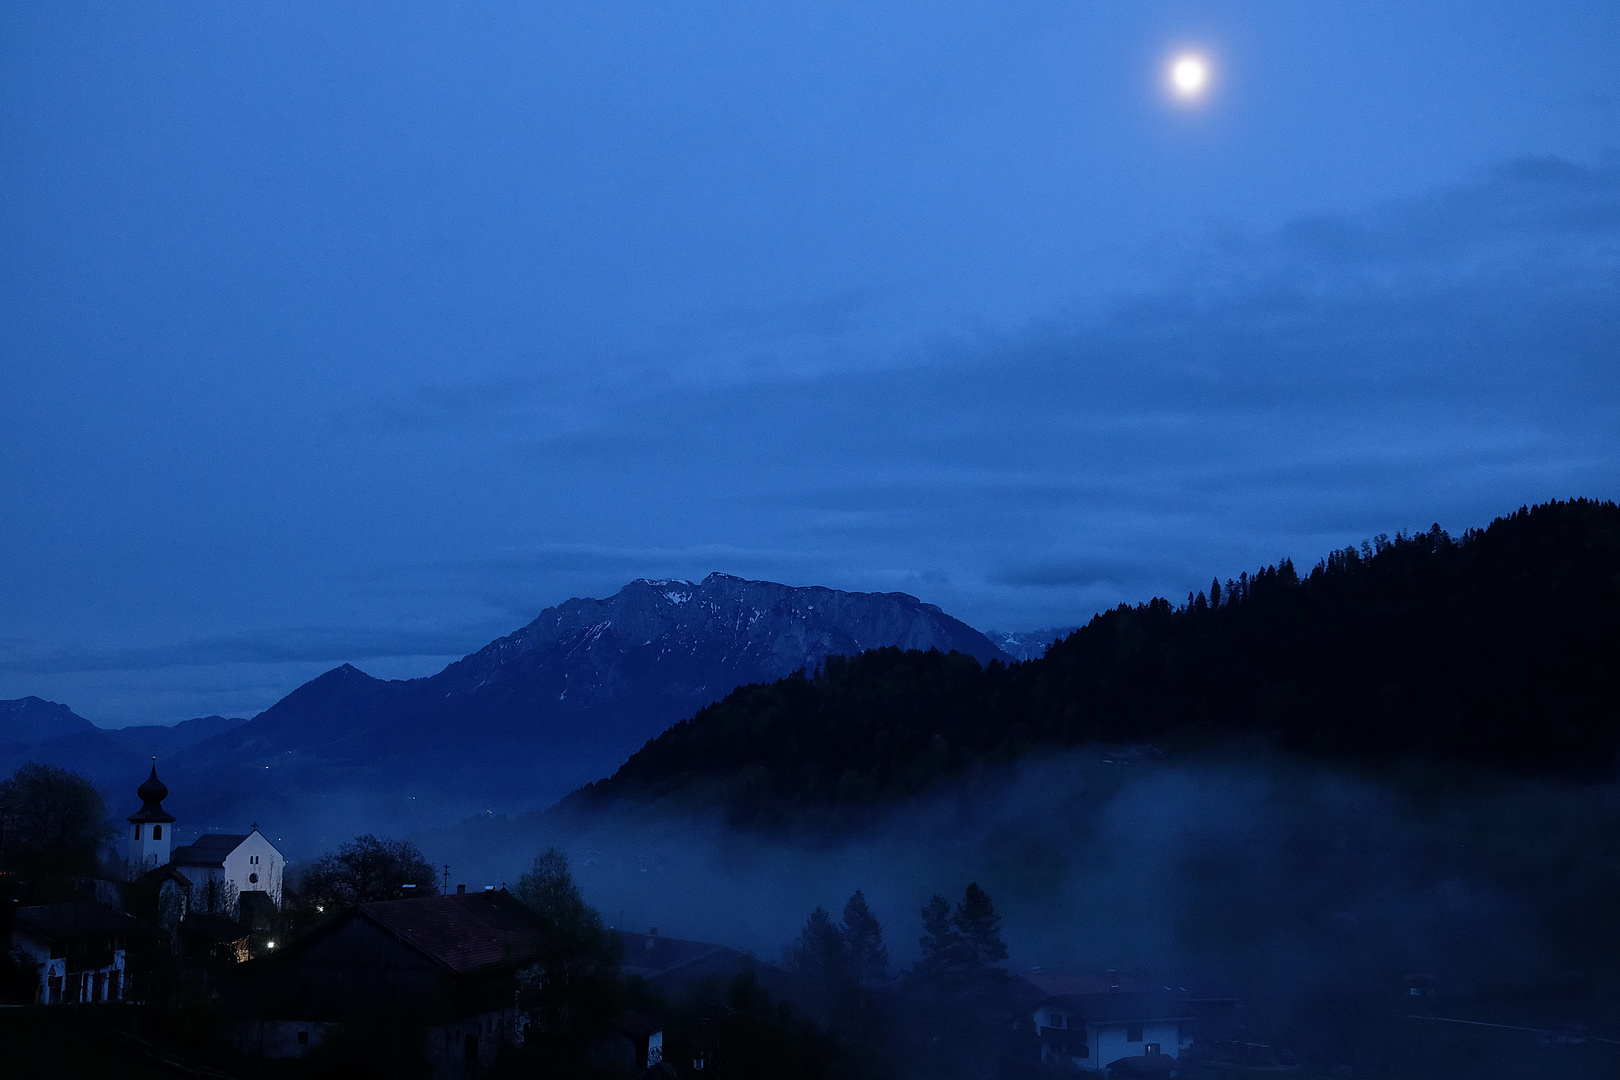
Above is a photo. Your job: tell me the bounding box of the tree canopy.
[0,762,112,899]
[911,883,1007,992]
[298,834,436,911]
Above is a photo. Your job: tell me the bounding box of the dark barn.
[218,887,553,1077]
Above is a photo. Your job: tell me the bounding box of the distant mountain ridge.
[569,500,1620,830]
[0,700,246,797]
[986,626,1079,661]
[0,696,96,743]
[151,573,1010,847]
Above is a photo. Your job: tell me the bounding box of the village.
[1,760,1262,1079]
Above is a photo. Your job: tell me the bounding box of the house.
[616,926,790,997]
[1015,970,1238,1073]
[124,761,285,925]
[217,887,554,1078]
[598,1008,666,1072]
[8,901,145,1005]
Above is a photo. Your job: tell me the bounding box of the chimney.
[456,884,466,895]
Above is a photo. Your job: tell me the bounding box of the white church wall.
[226,831,285,906]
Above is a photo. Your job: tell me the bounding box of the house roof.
[240,891,277,921]
[13,902,143,944]
[171,833,250,867]
[1026,971,1145,997]
[614,1009,665,1038]
[1107,1053,1181,1076]
[359,890,551,975]
[137,863,192,889]
[1015,974,1198,1027]
[184,912,250,945]
[1020,970,1240,1011]
[614,928,758,983]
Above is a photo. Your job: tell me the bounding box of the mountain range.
[0,699,244,797]
[983,626,1079,661]
[3,573,1011,853]
[569,499,1620,830]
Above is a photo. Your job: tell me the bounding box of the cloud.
[0,625,484,676]
[12,155,1618,725]
[990,555,1167,589]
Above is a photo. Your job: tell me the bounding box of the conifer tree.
[913,894,961,989]
[841,890,888,990]
[952,882,1008,982]
[786,904,848,986]
[786,904,851,1020]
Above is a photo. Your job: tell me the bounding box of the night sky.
[3,3,1617,725]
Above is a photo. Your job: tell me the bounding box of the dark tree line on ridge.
[570,499,1620,828]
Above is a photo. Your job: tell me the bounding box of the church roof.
[127,760,175,824]
[172,833,251,867]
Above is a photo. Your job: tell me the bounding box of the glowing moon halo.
[1169,53,1211,100]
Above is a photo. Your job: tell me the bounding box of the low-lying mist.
[406,746,1620,1066]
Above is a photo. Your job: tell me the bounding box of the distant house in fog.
[615,926,790,997]
[218,887,552,1077]
[1013,970,1238,1074]
[8,902,145,1005]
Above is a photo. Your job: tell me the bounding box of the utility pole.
[442,864,451,896]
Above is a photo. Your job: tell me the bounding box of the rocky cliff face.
[160,575,1007,847]
[984,626,1079,662]
[436,573,1007,707]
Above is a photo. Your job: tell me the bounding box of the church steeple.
[127,759,175,878]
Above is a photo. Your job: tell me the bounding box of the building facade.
[8,903,142,1006]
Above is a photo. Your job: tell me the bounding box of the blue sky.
[3,2,1618,724]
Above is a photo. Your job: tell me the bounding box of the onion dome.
[128,758,176,824]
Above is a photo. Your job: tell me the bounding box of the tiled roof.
[171,833,250,867]
[1025,971,1145,997]
[14,902,142,944]
[360,890,550,974]
[615,929,735,980]
[1107,1053,1182,1076]
[1069,990,1193,1025]
[614,1009,665,1038]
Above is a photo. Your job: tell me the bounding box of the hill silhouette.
[143,573,1008,845]
[571,499,1620,829]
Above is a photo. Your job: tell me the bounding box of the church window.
[153,825,161,839]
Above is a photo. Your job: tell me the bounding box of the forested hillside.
[571,499,1620,828]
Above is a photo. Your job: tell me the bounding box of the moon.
[1169,53,1211,100]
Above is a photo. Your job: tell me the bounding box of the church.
[127,760,287,915]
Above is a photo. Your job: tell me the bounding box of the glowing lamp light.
[1169,53,1211,100]
[267,941,277,949]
